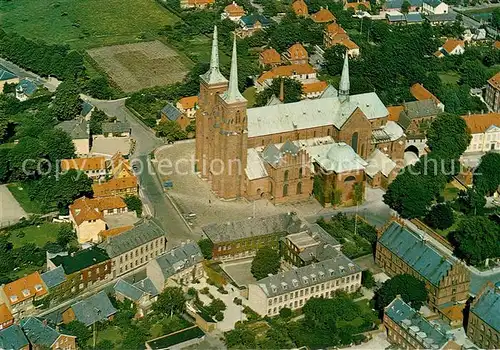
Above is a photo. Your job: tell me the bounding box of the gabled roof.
[246,148,269,180]
[423,0,442,8]
[153,243,204,279]
[99,220,165,258]
[41,266,66,289]
[161,103,182,121]
[60,157,106,172]
[386,0,422,9]
[286,43,308,61]
[378,221,455,286]
[292,0,308,15]
[345,1,371,10]
[69,196,127,225]
[240,14,271,27]
[70,291,117,327]
[387,105,404,122]
[0,325,29,350]
[21,317,72,348]
[398,99,441,129]
[102,121,130,134]
[471,284,500,332]
[92,176,138,197]
[441,39,465,54]
[308,142,367,173]
[325,23,347,36]
[0,304,13,326]
[386,11,406,21]
[50,247,109,275]
[425,12,456,22]
[99,225,134,239]
[114,279,146,302]
[405,11,423,22]
[302,81,328,94]
[0,65,17,81]
[410,83,441,105]
[311,8,336,23]
[365,149,397,178]
[2,272,47,306]
[56,119,89,140]
[81,101,94,116]
[488,71,500,90]
[257,63,316,84]
[133,277,159,297]
[462,113,500,134]
[177,96,199,110]
[224,1,245,16]
[259,48,281,65]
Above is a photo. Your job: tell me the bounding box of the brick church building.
[195,27,405,206]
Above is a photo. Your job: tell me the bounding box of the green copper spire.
[222,35,246,103]
[339,52,350,99]
[201,26,227,85]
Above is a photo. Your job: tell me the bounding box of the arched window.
[298,167,303,179]
[344,176,356,182]
[296,182,302,195]
[351,132,359,153]
[284,170,289,182]
[283,184,288,196]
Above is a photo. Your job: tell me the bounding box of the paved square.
[221,258,256,287]
[0,185,27,227]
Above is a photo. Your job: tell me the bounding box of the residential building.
[365,148,398,189]
[56,119,90,156]
[180,0,214,9]
[435,39,465,58]
[311,7,336,23]
[410,83,445,112]
[247,252,362,316]
[386,11,406,24]
[92,176,138,198]
[259,48,282,68]
[0,273,48,320]
[0,303,13,330]
[99,220,167,278]
[146,242,205,292]
[384,297,460,350]
[283,43,309,65]
[176,96,199,119]
[62,291,117,327]
[237,14,271,37]
[48,247,111,298]
[422,0,448,15]
[385,0,422,12]
[221,2,246,22]
[255,64,317,92]
[60,156,107,180]
[485,71,500,112]
[292,0,308,16]
[0,65,19,93]
[108,152,134,179]
[425,12,456,25]
[323,23,359,57]
[344,0,371,10]
[398,99,442,137]
[0,325,29,350]
[462,113,500,153]
[16,79,38,101]
[101,120,131,137]
[114,278,159,318]
[376,220,471,325]
[405,11,424,24]
[69,195,128,243]
[21,317,76,350]
[467,282,500,349]
[302,80,328,99]
[159,102,191,130]
[40,266,67,293]
[281,223,341,267]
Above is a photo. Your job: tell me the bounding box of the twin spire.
[339,52,350,99]
[202,26,246,103]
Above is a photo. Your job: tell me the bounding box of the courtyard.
[220,258,257,287]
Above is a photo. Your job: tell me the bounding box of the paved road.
[82,97,198,246]
[0,57,60,92]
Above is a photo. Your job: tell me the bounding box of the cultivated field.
[87,41,190,92]
[0,0,178,49]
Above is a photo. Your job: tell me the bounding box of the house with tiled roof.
[221,1,246,22]
[69,196,128,243]
[180,0,214,8]
[398,99,442,137]
[384,297,460,349]
[56,119,90,156]
[146,242,204,292]
[292,0,308,16]
[60,156,106,180]
[259,48,282,68]
[486,71,500,112]
[434,39,465,58]
[92,176,138,198]
[376,220,470,325]
[283,43,309,65]
[255,64,317,91]
[62,291,117,327]
[311,7,336,23]
[387,105,404,122]
[422,0,448,15]
[302,80,328,99]
[0,304,13,330]
[462,112,500,153]
[344,1,371,10]
[0,65,19,93]
[40,266,67,293]
[467,282,500,349]
[176,96,199,119]
[48,247,111,297]
[237,14,271,37]
[114,278,159,318]
[0,325,29,350]
[99,219,166,278]
[81,101,95,120]
[0,273,48,320]
[410,83,445,111]
[108,152,134,179]
[21,317,76,350]
[385,0,422,12]
[159,102,191,130]
[323,23,360,57]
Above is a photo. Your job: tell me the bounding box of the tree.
[64,320,92,346]
[425,203,454,230]
[39,128,76,165]
[374,274,427,313]
[323,45,347,76]
[56,224,76,247]
[473,152,500,196]
[51,80,82,121]
[401,0,411,13]
[492,8,500,29]
[456,188,486,215]
[459,60,489,88]
[251,247,280,280]
[362,270,375,289]
[279,307,292,319]
[85,76,113,100]
[197,238,213,260]
[255,78,303,106]
[155,120,187,142]
[224,327,256,349]
[89,109,108,135]
[426,113,471,160]
[153,287,186,317]
[124,195,143,216]
[450,216,500,266]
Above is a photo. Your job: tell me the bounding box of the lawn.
[87,326,124,347]
[7,183,44,214]
[8,222,62,249]
[243,87,257,107]
[0,0,179,50]
[438,71,460,85]
[441,183,460,201]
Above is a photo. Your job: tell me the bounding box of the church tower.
[339,52,350,101]
[211,35,248,199]
[196,26,228,178]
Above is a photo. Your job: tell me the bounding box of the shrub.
[215,311,224,321]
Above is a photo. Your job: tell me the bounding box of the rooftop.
[302,80,328,94]
[81,101,94,116]
[161,103,182,121]
[2,272,47,306]
[292,0,308,15]
[257,63,316,84]
[441,39,465,54]
[224,1,245,15]
[0,65,17,81]
[70,291,117,327]
[259,48,281,65]
[92,176,138,197]
[0,303,13,325]
[102,121,131,134]
[365,149,397,178]
[60,157,106,172]
[240,14,271,27]
[177,96,199,110]
[153,242,204,279]
[311,8,336,23]
[410,83,441,105]
[488,71,500,90]
[21,317,71,348]
[386,0,422,9]
[399,99,442,129]
[425,12,456,22]
[307,141,367,173]
[50,246,110,275]
[286,43,308,60]
[462,113,500,134]
[0,325,29,350]
[16,78,38,95]
[471,284,500,332]
[69,195,127,225]
[56,119,89,140]
[40,266,66,289]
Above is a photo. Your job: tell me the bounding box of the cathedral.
[195,27,406,206]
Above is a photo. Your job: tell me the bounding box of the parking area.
[0,184,27,227]
[221,258,257,287]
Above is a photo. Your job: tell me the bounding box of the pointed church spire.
[201,26,227,85]
[222,34,246,103]
[339,52,350,99]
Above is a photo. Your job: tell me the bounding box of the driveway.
[0,185,27,227]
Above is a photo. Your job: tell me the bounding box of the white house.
[422,0,448,14]
[434,39,465,58]
[462,113,500,153]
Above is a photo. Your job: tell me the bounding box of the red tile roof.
[387,106,404,122]
[292,0,308,16]
[345,1,371,9]
[2,272,47,306]
[257,64,316,84]
[462,113,500,134]
[311,8,336,23]
[177,96,199,110]
[302,81,328,94]
[410,83,441,105]
[61,157,106,172]
[0,304,13,325]
[287,43,308,61]
[70,196,127,225]
[488,71,500,90]
[441,39,465,54]
[259,48,281,65]
[224,1,245,16]
[92,177,138,197]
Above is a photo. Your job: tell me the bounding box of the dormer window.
[302,276,309,284]
[34,284,43,292]
[281,282,288,290]
[319,271,325,279]
[292,279,298,287]
[311,274,317,282]
[271,284,277,293]
[10,295,18,303]
[328,268,335,277]
[22,289,30,297]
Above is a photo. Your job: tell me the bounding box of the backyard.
[0,0,179,50]
[7,183,44,214]
[7,222,62,249]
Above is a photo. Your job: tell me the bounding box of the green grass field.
[0,0,179,49]
[7,183,44,214]
[8,222,62,249]
[439,71,460,85]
